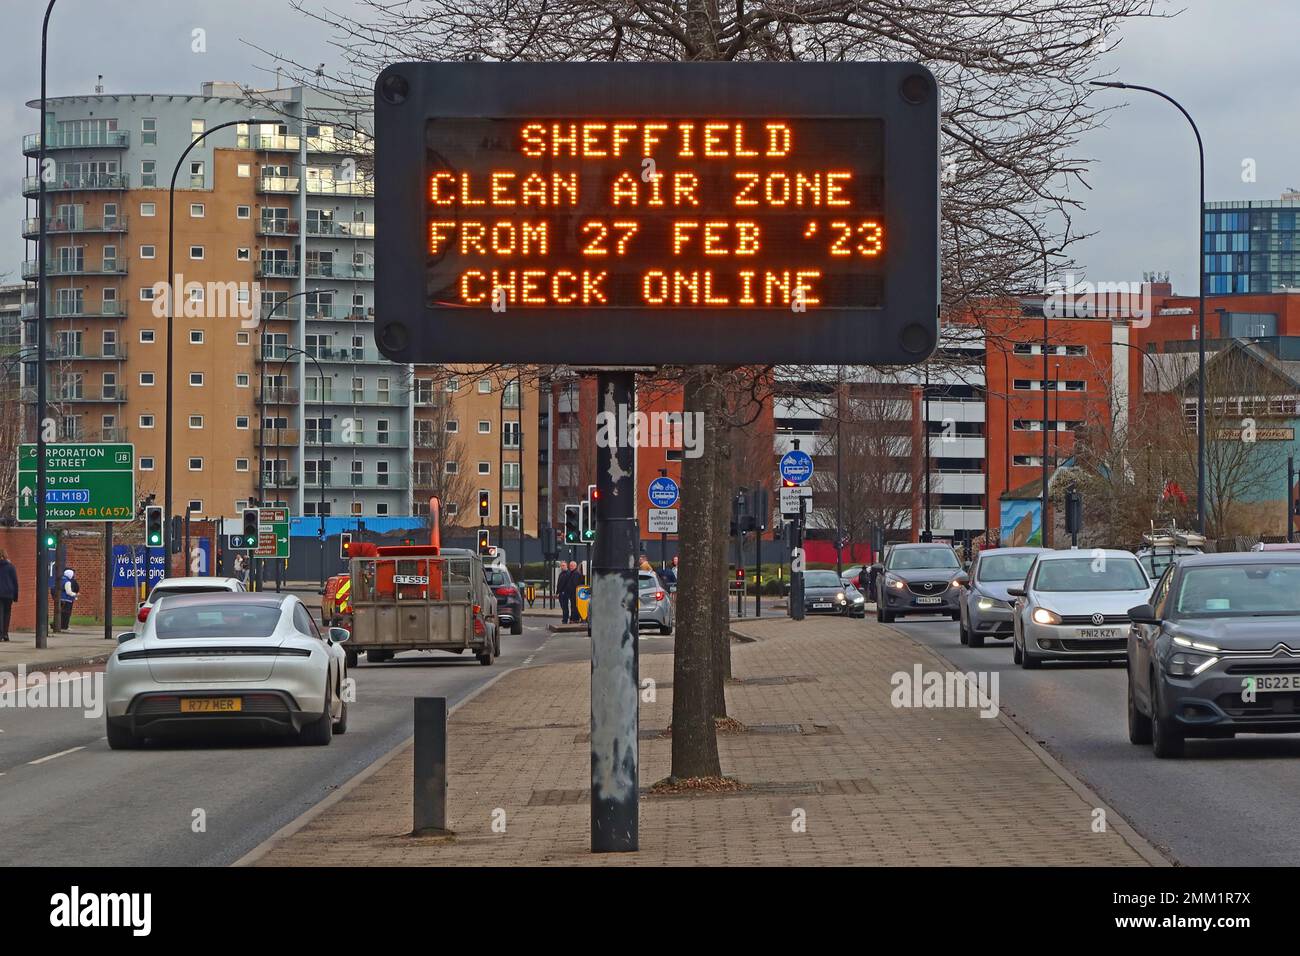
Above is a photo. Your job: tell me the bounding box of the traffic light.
[340,532,352,559]
[170,516,183,554]
[145,506,164,548]
[43,529,58,550]
[580,501,595,542]
[478,490,490,520]
[241,507,260,549]
[564,504,580,544]
[1065,487,1083,536]
[478,529,491,554]
[582,484,596,542]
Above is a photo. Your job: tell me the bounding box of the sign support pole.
[103,522,113,643]
[590,368,638,853]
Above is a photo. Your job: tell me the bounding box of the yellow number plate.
[180,697,242,713]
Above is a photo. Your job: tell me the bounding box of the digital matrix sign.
[375,63,938,365]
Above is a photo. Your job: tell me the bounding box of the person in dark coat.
[556,562,574,623]
[563,561,584,618]
[0,549,18,641]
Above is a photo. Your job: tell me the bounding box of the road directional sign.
[17,443,135,522]
[255,507,291,559]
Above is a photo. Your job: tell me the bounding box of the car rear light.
[472,604,485,637]
[494,586,513,597]
[655,591,665,602]
[136,605,150,623]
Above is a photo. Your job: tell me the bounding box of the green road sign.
[255,507,291,559]
[17,443,135,522]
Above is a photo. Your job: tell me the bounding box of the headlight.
[887,576,906,590]
[1168,652,1218,677]
[977,597,995,611]
[1173,636,1220,653]
[1031,607,1061,626]
[836,592,845,602]
[853,595,865,603]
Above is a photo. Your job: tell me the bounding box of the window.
[139,415,154,428]
[351,461,364,486]
[236,458,250,472]
[502,421,521,448]
[140,244,155,259]
[189,415,203,429]
[478,378,491,393]
[376,377,390,403]
[236,247,250,261]
[190,203,204,218]
[377,462,390,486]
[235,416,249,429]
[478,461,491,475]
[236,332,250,346]
[503,381,520,408]
[446,419,459,433]
[446,502,459,516]
[140,202,155,217]
[445,377,459,393]
[445,461,459,475]
[140,160,156,187]
[237,205,251,219]
[189,161,205,188]
[139,372,155,386]
[191,118,204,143]
[188,458,203,471]
[141,117,157,146]
[235,374,249,387]
[140,329,155,344]
[478,420,491,434]
[189,245,204,260]
[140,457,154,471]
[503,462,521,490]
[139,287,156,302]
[236,163,251,178]
[187,500,203,514]
[351,501,363,517]
[189,330,204,345]
[376,503,389,516]
[188,372,203,387]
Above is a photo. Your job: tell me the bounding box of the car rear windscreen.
[148,585,232,602]
[154,603,283,639]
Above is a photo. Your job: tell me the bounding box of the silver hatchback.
[638,570,674,635]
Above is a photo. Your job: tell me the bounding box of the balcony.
[22,215,128,238]
[322,475,408,490]
[307,178,374,197]
[262,471,299,488]
[256,218,299,237]
[246,133,301,152]
[23,302,125,320]
[309,346,388,364]
[413,432,441,449]
[332,391,402,406]
[98,427,128,442]
[260,428,301,446]
[23,385,127,404]
[306,262,374,282]
[306,134,372,155]
[49,345,127,362]
[257,176,300,195]
[23,173,128,196]
[24,130,130,154]
[255,261,299,279]
[320,430,409,448]
[23,257,128,280]
[305,220,375,240]
[256,386,300,405]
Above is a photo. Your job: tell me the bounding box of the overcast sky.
[1,0,1296,294]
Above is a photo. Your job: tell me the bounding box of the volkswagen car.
[958,547,1046,647]
[1128,552,1300,758]
[873,543,966,623]
[106,592,350,749]
[1011,549,1151,668]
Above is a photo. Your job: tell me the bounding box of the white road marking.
[28,746,85,765]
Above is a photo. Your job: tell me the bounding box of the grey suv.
[873,543,967,623]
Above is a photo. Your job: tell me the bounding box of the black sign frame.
[373,61,939,366]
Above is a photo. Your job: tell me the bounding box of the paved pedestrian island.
[246,616,1166,867]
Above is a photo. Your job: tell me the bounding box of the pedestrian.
[661,555,678,592]
[59,568,79,631]
[638,554,653,572]
[563,560,583,619]
[233,552,247,586]
[48,572,61,633]
[0,549,18,642]
[556,561,573,624]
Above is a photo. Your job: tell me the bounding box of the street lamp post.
[1091,81,1206,534]
[165,118,275,572]
[1003,207,1053,547]
[276,347,328,592]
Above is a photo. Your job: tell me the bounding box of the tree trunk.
[670,369,722,778]
[710,412,733,717]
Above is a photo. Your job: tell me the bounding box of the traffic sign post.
[779,449,815,487]
[648,475,679,573]
[17,443,135,522]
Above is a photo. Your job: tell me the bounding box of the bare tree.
[267,0,1170,782]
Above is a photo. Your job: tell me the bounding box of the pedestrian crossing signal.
[241,508,259,549]
[145,506,164,548]
[564,504,580,544]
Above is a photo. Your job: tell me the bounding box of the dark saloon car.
[802,570,867,617]
[486,565,524,635]
[1128,552,1300,758]
[874,543,967,623]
